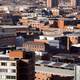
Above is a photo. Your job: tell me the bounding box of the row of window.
[0,69,16,73]
[0,75,16,79]
[0,38,15,44]
[6,76,16,79]
[23,44,45,48]
[0,69,7,72]
[0,62,16,66]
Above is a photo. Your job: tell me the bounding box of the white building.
[0,60,16,80]
[0,53,16,80]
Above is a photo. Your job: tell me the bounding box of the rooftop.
[35,66,74,77]
[35,60,76,70]
[23,41,46,45]
[72,44,80,47]
[52,53,80,59]
[0,25,28,29]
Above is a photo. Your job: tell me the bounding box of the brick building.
[22,41,48,52]
[19,18,50,31]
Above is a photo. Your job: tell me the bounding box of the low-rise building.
[22,41,48,52]
[0,28,16,47]
[35,60,74,80]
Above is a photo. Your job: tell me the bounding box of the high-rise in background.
[76,0,80,6]
[0,0,79,8]
[47,0,58,8]
[47,0,77,8]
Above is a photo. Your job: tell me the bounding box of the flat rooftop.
[35,66,74,77]
[0,25,28,29]
[52,53,80,59]
[72,44,80,47]
[35,60,76,70]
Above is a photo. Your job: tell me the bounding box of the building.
[47,0,58,8]
[70,44,80,53]
[22,41,48,52]
[0,13,14,25]
[51,8,59,16]
[51,53,80,63]
[0,28,16,47]
[58,0,76,8]
[19,18,50,31]
[47,0,76,8]
[35,60,74,80]
[76,0,80,7]
[0,50,35,80]
[58,18,64,29]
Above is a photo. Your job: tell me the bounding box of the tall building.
[47,0,58,8]
[76,0,80,6]
[0,50,35,80]
[71,0,76,8]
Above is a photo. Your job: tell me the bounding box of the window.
[1,62,7,66]
[11,63,16,66]
[0,69,7,72]
[12,69,16,73]
[6,76,16,79]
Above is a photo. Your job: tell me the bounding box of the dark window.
[1,62,7,66]
[11,63,16,66]
[6,76,16,79]
[12,69,16,73]
[0,69,7,72]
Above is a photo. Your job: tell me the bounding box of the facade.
[52,53,80,63]
[0,50,35,80]
[58,18,64,29]
[19,18,50,31]
[51,8,59,16]
[58,0,76,8]
[47,0,58,8]
[0,35,16,47]
[0,28,16,47]
[47,0,76,8]
[35,72,73,80]
[70,44,80,53]
[76,0,80,6]
[0,60,16,80]
[22,41,48,52]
